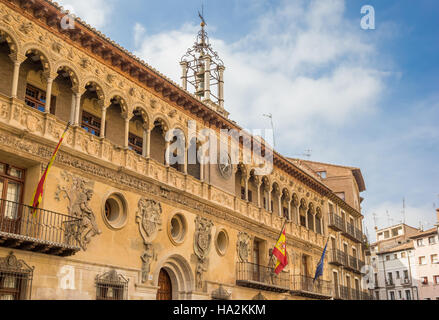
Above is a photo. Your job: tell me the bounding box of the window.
[215,230,229,256]
[241,187,246,200]
[396,271,400,279]
[336,192,345,201]
[417,239,424,247]
[25,84,50,113]
[419,256,426,265]
[128,133,143,155]
[403,270,409,280]
[389,291,395,300]
[317,171,327,179]
[398,291,402,299]
[434,275,439,285]
[429,236,436,245]
[375,291,380,300]
[431,254,438,264]
[81,111,101,137]
[384,230,390,238]
[169,213,187,245]
[0,162,25,232]
[405,290,411,300]
[386,255,390,261]
[0,252,33,300]
[103,193,128,230]
[328,203,334,214]
[96,269,128,300]
[387,272,393,285]
[391,228,399,237]
[422,277,428,285]
[394,253,398,260]
[401,252,406,258]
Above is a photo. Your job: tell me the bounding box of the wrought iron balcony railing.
[343,222,364,243]
[236,262,290,292]
[291,275,332,298]
[328,249,347,266]
[328,213,345,232]
[339,285,350,300]
[0,199,81,256]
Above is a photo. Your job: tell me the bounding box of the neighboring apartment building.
[367,224,421,300]
[410,209,439,300]
[291,160,370,300]
[0,0,370,300]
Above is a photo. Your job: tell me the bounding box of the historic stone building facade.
[0,0,370,300]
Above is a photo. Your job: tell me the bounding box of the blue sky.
[58,0,439,240]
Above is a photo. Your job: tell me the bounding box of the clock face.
[218,153,232,179]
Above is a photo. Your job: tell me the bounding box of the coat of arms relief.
[55,171,102,251]
[194,216,213,290]
[237,231,252,262]
[136,198,162,283]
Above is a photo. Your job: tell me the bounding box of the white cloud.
[56,0,114,29]
[133,0,385,148]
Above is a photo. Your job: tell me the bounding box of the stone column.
[124,116,130,149]
[165,140,170,167]
[268,187,272,213]
[100,107,107,138]
[244,177,249,202]
[257,182,262,208]
[142,126,148,157]
[288,201,291,221]
[69,94,76,123]
[73,92,82,125]
[145,127,151,158]
[278,195,282,217]
[183,141,188,174]
[9,53,26,98]
[44,77,54,113]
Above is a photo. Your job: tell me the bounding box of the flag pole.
[31,121,71,213]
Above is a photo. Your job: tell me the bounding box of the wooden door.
[156,269,172,300]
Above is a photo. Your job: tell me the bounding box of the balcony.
[385,279,395,288]
[236,262,290,293]
[291,276,332,299]
[401,278,412,286]
[328,249,347,266]
[342,222,364,243]
[328,213,345,232]
[339,285,350,299]
[0,199,81,256]
[345,255,358,272]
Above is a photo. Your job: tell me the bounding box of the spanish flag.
[31,122,71,213]
[272,227,288,274]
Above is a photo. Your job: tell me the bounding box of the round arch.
[153,254,194,300]
[22,43,52,73]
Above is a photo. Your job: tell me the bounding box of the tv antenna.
[386,210,393,226]
[372,212,378,230]
[402,197,406,224]
[262,113,276,149]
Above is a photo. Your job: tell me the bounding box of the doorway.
[156,269,172,300]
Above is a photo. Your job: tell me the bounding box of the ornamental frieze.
[194,216,213,290]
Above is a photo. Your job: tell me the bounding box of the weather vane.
[198,2,206,26]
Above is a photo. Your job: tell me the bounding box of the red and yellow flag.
[31,122,70,213]
[272,227,288,274]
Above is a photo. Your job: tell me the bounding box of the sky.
[57,0,439,241]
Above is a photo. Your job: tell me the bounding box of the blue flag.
[313,239,329,283]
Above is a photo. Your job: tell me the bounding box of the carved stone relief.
[55,171,102,251]
[194,216,213,290]
[136,198,162,283]
[236,231,251,262]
